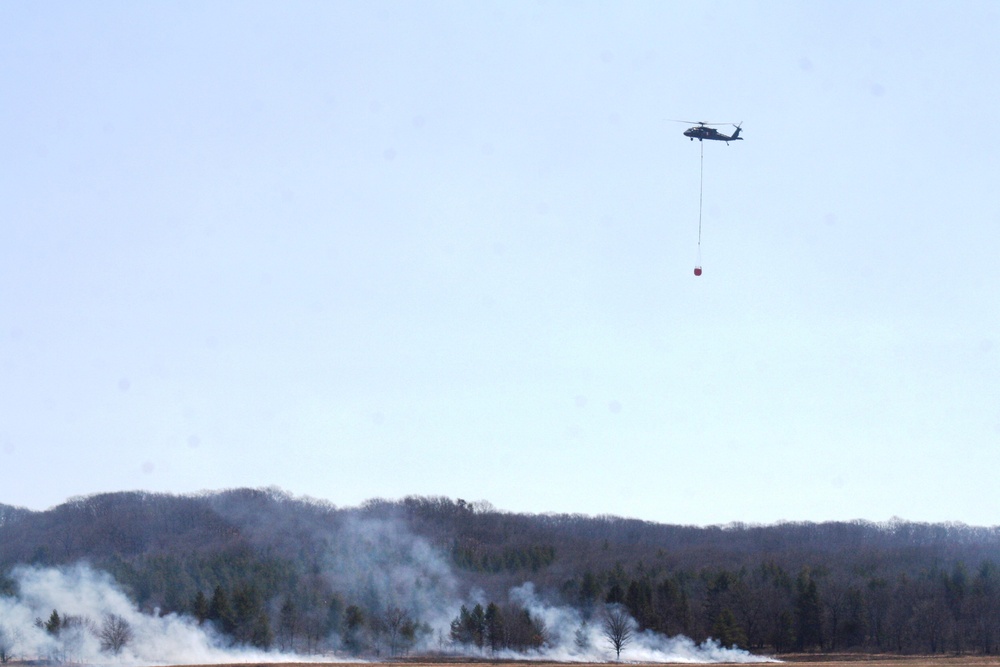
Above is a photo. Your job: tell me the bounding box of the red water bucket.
[693,266,702,276]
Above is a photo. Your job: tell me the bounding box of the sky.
[2,1,999,526]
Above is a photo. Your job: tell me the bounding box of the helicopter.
[674,121,743,144]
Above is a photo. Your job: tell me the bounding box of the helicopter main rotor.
[670,119,738,127]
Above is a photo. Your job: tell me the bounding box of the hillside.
[3,489,1000,659]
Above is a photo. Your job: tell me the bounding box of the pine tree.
[191,590,209,624]
[470,603,486,648]
[230,584,268,646]
[249,610,273,649]
[44,610,61,635]
[277,597,298,651]
[711,608,747,648]
[325,595,344,636]
[625,579,653,629]
[795,570,823,650]
[485,602,504,654]
[343,605,365,655]
[208,586,235,636]
[580,571,602,610]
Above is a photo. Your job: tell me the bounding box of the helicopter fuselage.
[683,125,743,143]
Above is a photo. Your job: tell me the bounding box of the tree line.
[0,609,135,663]
[561,559,1000,654]
[449,601,548,653]
[4,489,1000,656]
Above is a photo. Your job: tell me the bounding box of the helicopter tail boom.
[730,124,743,141]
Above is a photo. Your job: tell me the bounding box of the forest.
[3,488,1000,660]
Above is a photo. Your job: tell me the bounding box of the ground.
[165,658,1000,667]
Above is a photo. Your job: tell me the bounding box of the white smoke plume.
[489,583,778,663]
[0,564,321,666]
[0,517,775,664]
[304,516,777,662]
[321,515,460,633]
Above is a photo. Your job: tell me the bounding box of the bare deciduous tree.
[99,614,133,654]
[384,606,410,657]
[0,624,18,663]
[602,604,635,660]
[276,597,298,652]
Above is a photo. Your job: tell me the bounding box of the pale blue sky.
[2,1,999,525]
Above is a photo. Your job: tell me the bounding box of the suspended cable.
[694,140,704,276]
[698,139,704,247]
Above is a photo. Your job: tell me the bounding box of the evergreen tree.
[574,620,591,651]
[834,586,866,649]
[711,608,747,648]
[249,610,272,649]
[450,604,487,649]
[470,603,486,648]
[208,585,235,636]
[944,562,968,652]
[232,583,267,644]
[384,607,411,657]
[580,571,602,610]
[325,595,344,636]
[625,579,653,629]
[343,605,365,655]
[485,602,504,654]
[795,570,823,650]
[450,605,472,645]
[44,610,61,635]
[605,582,625,605]
[399,616,418,656]
[277,597,298,651]
[653,577,689,635]
[772,610,795,652]
[191,590,209,624]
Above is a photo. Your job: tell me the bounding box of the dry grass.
[777,658,1000,667]
[164,658,1000,667]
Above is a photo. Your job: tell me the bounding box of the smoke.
[492,583,777,663]
[0,517,775,664]
[312,517,775,662]
[0,564,318,666]
[320,515,459,632]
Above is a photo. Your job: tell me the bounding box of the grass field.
[167,658,1000,667]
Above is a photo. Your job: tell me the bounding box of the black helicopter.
[674,121,743,144]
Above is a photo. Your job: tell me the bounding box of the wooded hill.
[3,488,1000,656]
